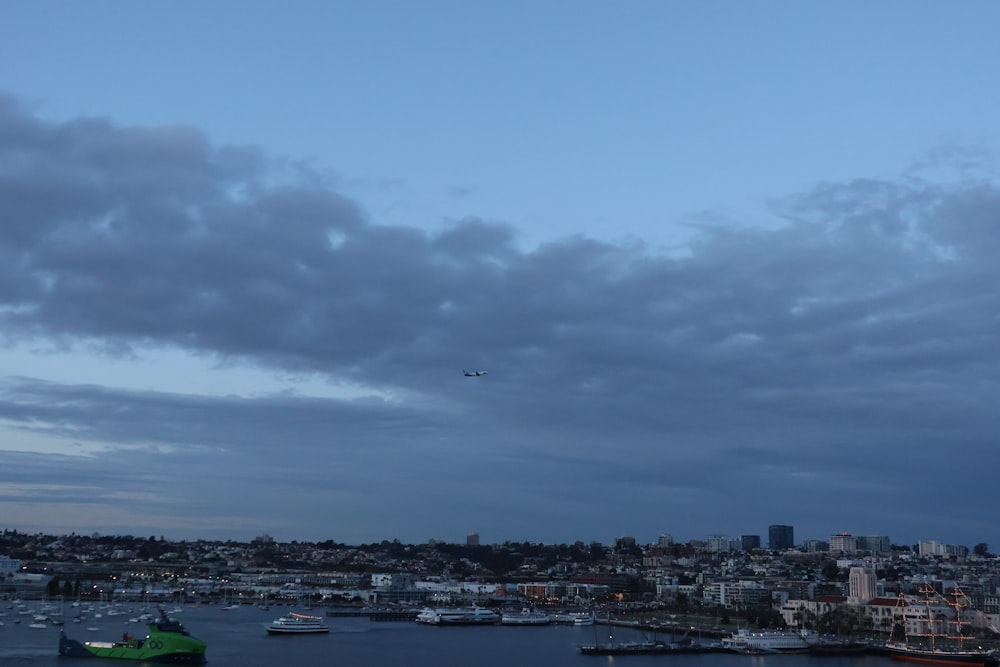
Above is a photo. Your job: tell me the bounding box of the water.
[0,605,896,667]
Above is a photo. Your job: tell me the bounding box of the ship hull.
[59,633,207,663]
[58,612,207,664]
[885,645,995,667]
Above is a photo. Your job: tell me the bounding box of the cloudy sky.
[2,2,1000,548]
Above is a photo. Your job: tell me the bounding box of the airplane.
[463,370,488,377]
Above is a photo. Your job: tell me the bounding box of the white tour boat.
[267,612,330,634]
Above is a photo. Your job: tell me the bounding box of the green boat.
[59,607,207,663]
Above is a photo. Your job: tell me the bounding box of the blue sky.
[2,1,1000,548]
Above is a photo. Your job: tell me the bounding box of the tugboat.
[58,607,206,663]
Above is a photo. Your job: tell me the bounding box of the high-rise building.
[741,535,761,551]
[857,535,891,553]
[829,532,857,554]
[848,565,877,603]
[769,524,794,551]
[707,535,733,552]
[466,533,480,546]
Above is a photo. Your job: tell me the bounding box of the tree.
[973,543,991,557]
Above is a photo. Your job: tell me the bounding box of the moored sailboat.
[884,584,996,667]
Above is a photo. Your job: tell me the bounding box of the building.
[703,580,771,610]
[707,535,734,552]
[848,565,877,603]
[466,533,480,546]
[802,539,829,553]
[769,525,794,551]
[741,535,761,550]
[829,533,857,555]
[856,535,891,553]
[0,554,21,577]
[918,540,968,558]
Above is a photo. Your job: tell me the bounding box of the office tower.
[769,524,794,550]
[849,565,877,602]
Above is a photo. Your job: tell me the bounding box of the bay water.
[1,605,895,667]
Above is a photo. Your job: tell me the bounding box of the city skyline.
[1,523,984,556]
[4,3,1000,547]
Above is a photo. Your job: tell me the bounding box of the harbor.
[0,603,911,667]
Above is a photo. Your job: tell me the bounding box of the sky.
[2,1,1000,548]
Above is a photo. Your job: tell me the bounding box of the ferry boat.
[267,612,330,634]
[721,628,818,654]
[59,607,206,663]
[415,606,500,625]
[551,610,595,626]
[500,608,551,626]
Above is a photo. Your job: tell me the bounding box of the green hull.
[59,610,207,664]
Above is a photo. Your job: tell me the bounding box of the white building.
[0,554,21,576]
[848,565,877,603]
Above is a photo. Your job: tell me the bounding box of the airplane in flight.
[463,370,488,377]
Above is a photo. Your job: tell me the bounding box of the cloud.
[2,93,999,545]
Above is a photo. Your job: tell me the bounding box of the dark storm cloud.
[2,93,1000,545]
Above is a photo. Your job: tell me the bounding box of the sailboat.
[884,584,996,666]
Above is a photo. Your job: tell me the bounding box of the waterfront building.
[0,553,21,576]
[769,524,794,551]
[703,580,770,610]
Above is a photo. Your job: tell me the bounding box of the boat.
[579,638,674,655]
[721,628,819,654]
[579,631,720,655]
[883,585,996,666]
[58,607,207,663]
[550,610,595,626]
[578,613,721,656]
[500,608,551,626]
[267,612,330,634]
[415,606,500,625]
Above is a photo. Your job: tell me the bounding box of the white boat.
[267,612,330,634]
[550,610,595,626]
[501,608,551,626]
[721,628,818,653]
[415,607,500,625]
